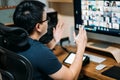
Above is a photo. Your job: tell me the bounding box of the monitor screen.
[74,0,120,45]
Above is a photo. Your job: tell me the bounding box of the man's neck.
[29,33,40,41]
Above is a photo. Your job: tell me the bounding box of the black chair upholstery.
[0,23,30,52]
[0,23,33,80]
[0,46,33,80]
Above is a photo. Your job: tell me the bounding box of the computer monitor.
[74,0,120,48]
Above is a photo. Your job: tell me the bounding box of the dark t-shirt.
[18,38,62,80]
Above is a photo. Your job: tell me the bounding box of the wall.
[7,0,23,6]
[0,0,23,24]
[0,0,23,6]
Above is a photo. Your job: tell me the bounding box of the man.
[13,1,87,80]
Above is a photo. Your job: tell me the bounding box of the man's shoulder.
[28,38,51,52]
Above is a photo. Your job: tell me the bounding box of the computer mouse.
[96,64,106,70]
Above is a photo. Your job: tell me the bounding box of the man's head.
[13,1,48,39]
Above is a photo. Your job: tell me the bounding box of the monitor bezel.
[74,0,120,45]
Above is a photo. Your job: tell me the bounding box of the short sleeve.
[35,46,62,75]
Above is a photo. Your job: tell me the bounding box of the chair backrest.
[0,46,33,80]
[0,23,33,80]
[0,23,30,52]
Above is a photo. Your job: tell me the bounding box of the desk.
[53,45,118,80]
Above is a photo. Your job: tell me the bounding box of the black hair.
[13,0,46,34]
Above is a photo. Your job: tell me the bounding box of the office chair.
[0,23,33,80]
[0,46,33,80]
[0,23,30,52]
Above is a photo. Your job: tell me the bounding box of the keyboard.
[84,53,106,63]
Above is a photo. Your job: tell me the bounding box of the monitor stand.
[86,39,120,63]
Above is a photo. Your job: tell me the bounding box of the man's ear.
[35,23,42,32]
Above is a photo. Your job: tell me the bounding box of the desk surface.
[53,45,118,80]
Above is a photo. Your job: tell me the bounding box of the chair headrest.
[0,23,30,52]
